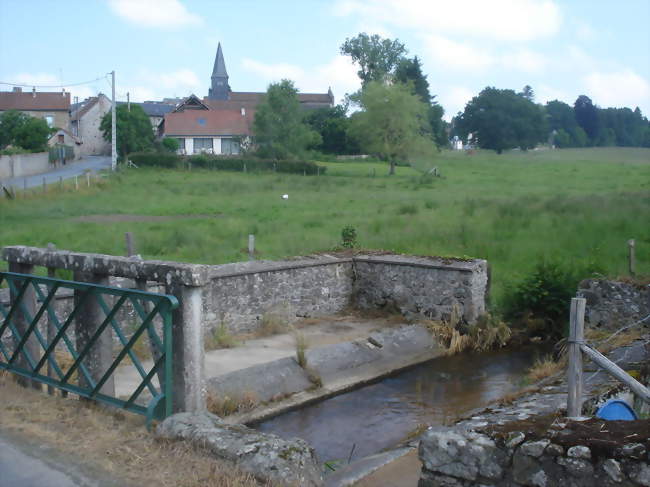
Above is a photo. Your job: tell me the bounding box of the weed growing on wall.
[341,225,357,248]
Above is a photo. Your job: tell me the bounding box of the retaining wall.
[0,152,49,179]
[579,278,650,331]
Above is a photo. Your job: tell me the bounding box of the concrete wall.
[0,152,49,179]
[579,278,650,331]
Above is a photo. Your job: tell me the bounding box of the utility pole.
[111,70,117,171]
[127,92,130,112]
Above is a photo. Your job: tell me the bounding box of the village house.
[47,128,82,160]
[70,94,112,156]
[0,87,71,130]
[160,43,333,154]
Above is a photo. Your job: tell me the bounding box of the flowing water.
[257,346,550,463]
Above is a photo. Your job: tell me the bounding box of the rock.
[521,440,551,458]
[506,431,526,449]
[567,445,591,460]
[513,450,546,486]
[557,457,594,477]
[630,463,650,487]
[545,443,564,457]
[622,443,647,460]
[602,459,623,483]
[157,412,322,486]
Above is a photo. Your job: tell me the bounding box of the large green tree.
[456,87,546,153]
[253,79,320,159]
[0,110,51,151]
[100,104,154,158]
[340,33,407,85]
[349,81,435,175]
[573,95,600,143]
[303,104,359,154]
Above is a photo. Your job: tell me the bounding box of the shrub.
[129,151,180,168]
[341,225,357,248]
[397,203,418,215]
[162,137,180,152]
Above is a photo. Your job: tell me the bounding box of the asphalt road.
[0,434,96,487]
[1,155,112,190]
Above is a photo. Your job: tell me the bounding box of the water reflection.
[257,346,548,463]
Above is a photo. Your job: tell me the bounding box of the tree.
[349,81,435,175]
[0,110,51,151]
[340,33,407,85]
[253,79,321,159]
[519,85,535,101]
[303,105,359,154]
[573,95,600,143]
[162,137,180,152]
[100,104,154,158]
[456,87,546,154]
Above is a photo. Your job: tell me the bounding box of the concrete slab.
[324,447,418,487]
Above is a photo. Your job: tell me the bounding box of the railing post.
[567,297,586,418]
[45,242,60,396]
[74,271,115,398]
[8,262,41,390]
[165,280,205,412]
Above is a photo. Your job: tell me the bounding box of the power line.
[0,75,109,89]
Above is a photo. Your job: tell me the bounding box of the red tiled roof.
[0,91,71,111]
[163,109,254,136]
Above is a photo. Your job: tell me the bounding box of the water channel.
[257,345,549,464]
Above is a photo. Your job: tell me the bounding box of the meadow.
[1,147,648,309]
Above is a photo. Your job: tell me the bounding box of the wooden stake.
[86,173,91,187]
[125,232,135,257]
[567,297,586,418]
[75,175,79,191]
[248,234,255,261]
[42,177,46,193]
[628,239,636,276]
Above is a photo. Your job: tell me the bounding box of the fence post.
[42,177,46,193]
[73,271,115,398]
[8,262,41,390]
[86,173,91,187]
[125,232,135,257]
[45,243,60,396]
[75,175,79,191]
[628,239,636,276]
[248,234,255,261]
[165,280,205,412]
[567,297,586,418]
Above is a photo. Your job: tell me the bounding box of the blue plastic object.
[595,400,638,421]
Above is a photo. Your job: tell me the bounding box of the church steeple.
[209,42,230,100]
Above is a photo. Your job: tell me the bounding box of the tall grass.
[1,148,648,310]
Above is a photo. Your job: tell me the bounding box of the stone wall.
[0,152,49,179]
[579,279,650,331]
[353,255,488,323]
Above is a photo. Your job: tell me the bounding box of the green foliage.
[253,79,321,159]
[340,33,407,85]
[0,110,50,151]
[350,81,436,174]
[128,152,326,175]
[303,105,360,155]
[100,104,154,158]
[395,56,431,105]
[574,95,600,143]
[456,87,547,153]
[341,225,357,248]
[161,137,180,152]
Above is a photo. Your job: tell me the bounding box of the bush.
[501,259,603,339]
[341,225,357,248]
[128,152,327,175]
[162,137,180,152]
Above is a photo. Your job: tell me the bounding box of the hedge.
[128,152,326,175]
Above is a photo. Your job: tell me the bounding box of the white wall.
[0,152,49,179]
[185,138,194,154]
[212,137,222,155]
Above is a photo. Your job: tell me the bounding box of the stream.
[257,345,550,463]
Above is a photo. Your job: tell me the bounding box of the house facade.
[70,94,112,156]
[160,43,333,153]
[47,128,82,160]
[0,87,71,130]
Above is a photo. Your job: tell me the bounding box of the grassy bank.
[1,147,648,309]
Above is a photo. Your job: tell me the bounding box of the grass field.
[1,147,649,309]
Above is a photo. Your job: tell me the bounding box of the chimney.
[241,107,246,116]
[32,87,36,98]
[62,88,66,97]
[12,87,22,92]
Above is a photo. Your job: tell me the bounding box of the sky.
[1,0,649,120]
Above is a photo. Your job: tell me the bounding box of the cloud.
[107,0,202,28]
[535,84,571,105]
[584,70,650,113]
[500,48,546,74]
[122,68,202,101]
[421,35,494,71]
[241,55,360,103]
[336,0,561,41]
[439,86,475,120]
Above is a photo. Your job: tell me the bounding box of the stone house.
[0,87,71,130]
[47,128,82,160]
[70,94,112,156]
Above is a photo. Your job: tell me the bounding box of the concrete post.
[73,271,115,397]
[166,280,205,412]
[8,261,41,389]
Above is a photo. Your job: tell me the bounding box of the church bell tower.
[208,43,230,100]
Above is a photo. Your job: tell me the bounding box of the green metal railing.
[0,272,178,425]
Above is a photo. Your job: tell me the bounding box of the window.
[221,138,240,155]
[58,134,64,143]
[44,116,54,127]
[193,138,213,153]
[197,117,206,126]
[177,138,185,151]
